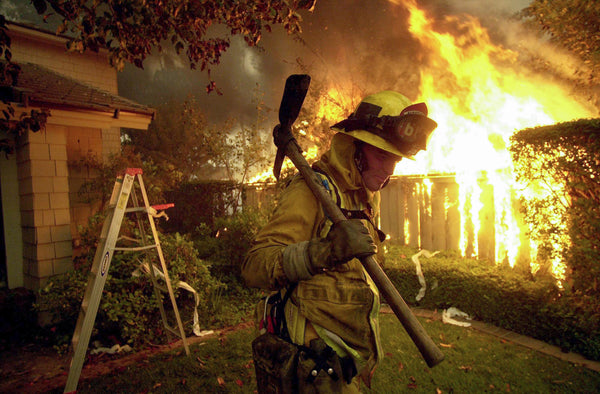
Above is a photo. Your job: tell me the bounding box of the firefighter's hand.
[325,219,377,264]
[307,220,376,274]
[281,220,376,282]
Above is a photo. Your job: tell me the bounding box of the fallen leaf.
[459,365,472,372]
[217,377,225,386]
[180,378,186,385]
[436,388,442,394]
[398,362,404,372]
[439,343,454,348]
[385,352,393,357]
[152,383,162,389]
[236,379,243,387]
[407,383,418,389]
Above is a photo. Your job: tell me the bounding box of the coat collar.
[312,133,377,204]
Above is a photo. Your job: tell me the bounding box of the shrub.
[34,216,226,350]
[0,287,39,349]
[192,208,269,279]
[384,243,600,361]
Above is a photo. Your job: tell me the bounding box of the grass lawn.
[64,313,600,393]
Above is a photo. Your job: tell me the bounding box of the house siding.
[66,126,109,245]
[9,25,118,94]
[18,127,73,289]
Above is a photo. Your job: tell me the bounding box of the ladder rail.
[65,172,136,392]
[129,184,173,347]
[136,174,190,355]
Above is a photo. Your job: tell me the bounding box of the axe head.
[273,74,311,179]
[278,74,311,128]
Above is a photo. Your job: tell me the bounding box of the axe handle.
[283,138,445,368]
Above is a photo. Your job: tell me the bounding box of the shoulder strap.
[312,167,386,242]
[274,283,298,341]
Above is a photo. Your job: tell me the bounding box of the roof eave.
[1,102,154,130]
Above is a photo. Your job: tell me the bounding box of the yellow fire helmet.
[331,90,438,159]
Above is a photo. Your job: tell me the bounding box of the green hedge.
[163,181,240,233]
[384,244,600,361]
[510,118,600,295]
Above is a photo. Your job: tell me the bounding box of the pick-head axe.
[272,74,445,368]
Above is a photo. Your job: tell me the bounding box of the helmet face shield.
[331,91,437,159]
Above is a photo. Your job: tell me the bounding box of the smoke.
[119,0,431,124]
[440,0,530,17]
[0,1,30,22]
[440,0,593,84]
[4,0,596,126]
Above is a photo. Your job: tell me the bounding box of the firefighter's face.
[360,143,402,191]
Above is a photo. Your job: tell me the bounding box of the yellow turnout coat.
[242,133,387,384]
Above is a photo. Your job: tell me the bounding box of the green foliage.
[193,208,269,277]
[157,232,226,325]
[125,92,272,211]
[24,1,314,91]
[520,1,600,82]
[163,181,240,232]
[509,119,600,295]
[34,216,228,349]
[384,244,600,361]
[34,266,88,350]
[0,287,39,349]
[124,98,219,182]
[70,146,183,212]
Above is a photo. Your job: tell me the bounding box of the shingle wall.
[18,126,73,289]
[9,26,118,94]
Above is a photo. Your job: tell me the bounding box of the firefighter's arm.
[242,176,320,289]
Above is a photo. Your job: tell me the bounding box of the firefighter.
[242,90,437,392]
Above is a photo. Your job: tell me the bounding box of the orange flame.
[391,1,597,279]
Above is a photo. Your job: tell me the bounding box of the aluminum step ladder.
[64,168,190,393]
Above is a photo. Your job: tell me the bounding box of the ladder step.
[114,244,158,252]
[124,207,147,213]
